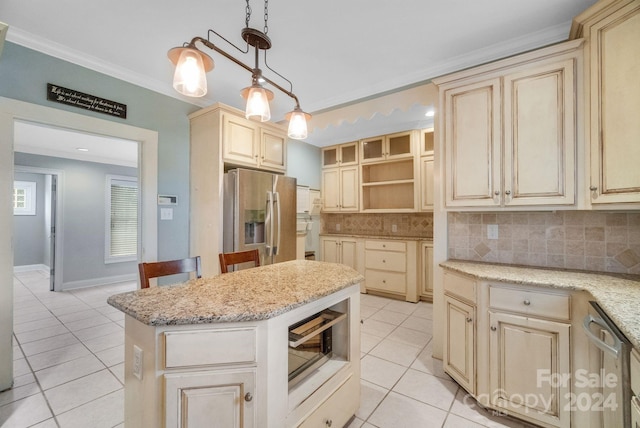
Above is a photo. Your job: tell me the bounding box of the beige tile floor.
[2,270,539,427]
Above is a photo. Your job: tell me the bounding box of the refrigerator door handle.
[265,191,273,256]
[274,191,281,255]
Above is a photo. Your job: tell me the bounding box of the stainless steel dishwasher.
[583,301,632,427]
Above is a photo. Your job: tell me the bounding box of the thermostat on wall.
[158,195,177,205]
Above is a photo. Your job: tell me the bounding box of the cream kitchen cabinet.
[364,239,418,302]
[419,241,433,301]
[571,0,640,206]
[222,112,286,173]
[419,128,434,212]
[165,368,256,427]
[322,142,358,168]
[443,271,476,394]
[321,166,359,212]
[434,39,582,209]
[320,236,359,271]
[488,286,571,428]
[360,130,415,164]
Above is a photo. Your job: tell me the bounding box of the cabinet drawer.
[298,374,358,428]
[443,272,476,303]
[365,250,406,272]
[164,328,256,368]
[489,286,570,320]
[365,240,406,252]
[632,349,640,397]
[365,270,406,294]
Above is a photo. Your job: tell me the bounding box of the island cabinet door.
[165,368,256,428]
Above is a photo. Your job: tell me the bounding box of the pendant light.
[167,0,311,139]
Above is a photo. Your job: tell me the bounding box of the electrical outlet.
[133,345,143,380]
[160,208,173,220]
[336,223,341,232]
[487,224,499,240]
[392,224,398,233]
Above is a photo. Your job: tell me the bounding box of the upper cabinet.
[434,40,583,209]
[222,112,286,173]
[420,128,434,211]
[322,142,358,168]
[360,131,415,163]
[571,0,640,206]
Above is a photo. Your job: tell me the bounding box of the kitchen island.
[108,260,364,428]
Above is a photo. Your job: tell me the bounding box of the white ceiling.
[2,0,597,148]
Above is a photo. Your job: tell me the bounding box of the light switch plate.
[160,207,173,220]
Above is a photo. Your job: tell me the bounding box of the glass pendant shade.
[287,110,309,140]
[173,49,208,97]
[286,107,311,140]
[243,85,273,122]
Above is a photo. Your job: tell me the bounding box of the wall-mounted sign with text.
[46,83,127,119]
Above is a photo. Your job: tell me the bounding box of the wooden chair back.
[138,256,202,289]
[218,249,261,273]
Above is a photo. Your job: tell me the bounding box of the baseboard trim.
[13,264,50,273]
[62,273,137,290]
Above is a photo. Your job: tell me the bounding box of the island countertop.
[107,260,364,326]
[441,260,640,349]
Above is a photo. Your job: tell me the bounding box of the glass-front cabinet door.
[339,142,358,166]
[360,131,415,163]
[387,131,414,160]
[322,146,339,168]
[360,136,385,163]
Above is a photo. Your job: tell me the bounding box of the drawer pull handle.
[491,326,497,331]
[466,317,473,323]
[383,244,386,248]
[523,299,531,306]
[244,392,253,402]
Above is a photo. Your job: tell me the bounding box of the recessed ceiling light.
[76,147,89,152]
[425,109,435,117]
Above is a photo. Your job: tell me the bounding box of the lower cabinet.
[442,269,579,428]
[297,374,358,428]
[364,239,418,302]
[444,294,475,394]
[321,236,358,270]
[165,368,256,428]
[488,312,570,428]
[419,241,434,301]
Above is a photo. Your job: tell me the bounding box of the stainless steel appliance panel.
[583,301,632,428]
[223,168,297,270]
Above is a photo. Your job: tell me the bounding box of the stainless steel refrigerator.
[223,168,297,270]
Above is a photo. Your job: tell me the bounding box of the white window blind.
[106,175,138,263]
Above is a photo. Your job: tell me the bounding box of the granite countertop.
[107,260,364,326]
[320,233,432,242]
[441,260,640,349]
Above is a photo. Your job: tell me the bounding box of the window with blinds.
[105,175,138,263]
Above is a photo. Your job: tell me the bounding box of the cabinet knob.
[523,299,531,306]
[466,317,473,323]
[254,154,258,158]
[590,186,598,191]
[505,190,511,195]
[494,190,500,196]
[326,419,333,427]
[491,326,497,331]
[382,259,386,263]
[244,392,253,402]
[382,280,386,284]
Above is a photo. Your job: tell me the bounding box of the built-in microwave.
[288,308,347,388]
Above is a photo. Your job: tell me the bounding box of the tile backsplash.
[322,213,433,238]
[448,211,640,274]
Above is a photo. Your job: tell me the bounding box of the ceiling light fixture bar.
[167,0,311,139]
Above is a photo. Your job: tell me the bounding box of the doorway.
[13,166,61,291]
[13,120,140,292]
[0,96,158,390]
